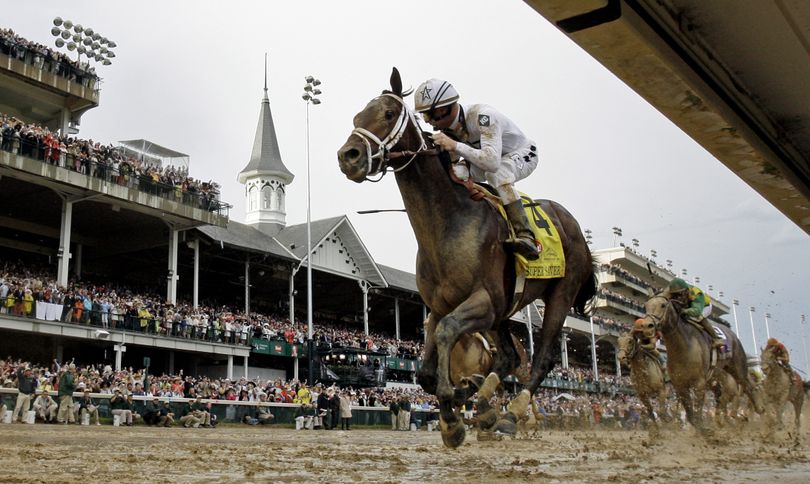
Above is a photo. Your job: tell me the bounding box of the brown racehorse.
[639,294,764,434]
[337,68,596,447]
[760,345,804,440]
[617,333,668,426]
[709,369,741,428]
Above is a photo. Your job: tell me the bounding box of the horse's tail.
[573,262,598,317]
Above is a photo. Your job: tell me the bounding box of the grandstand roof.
[237,85,294,185]
[197,220,295,259]
[118,139,189,159]
[276,216,386,287]
[377,264,417,293]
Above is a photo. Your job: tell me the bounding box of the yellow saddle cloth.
[497,194,566,279]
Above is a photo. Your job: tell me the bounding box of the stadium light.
[302,75,323,386]
[730,299,740,336]
[50,17,116,67]
[748,306,758,354]
[764,312,772,340]
[611,226,622,247]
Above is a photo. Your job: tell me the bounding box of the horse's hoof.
[495,418,518,436]
[477,408,498,431]
[440,420,466,448]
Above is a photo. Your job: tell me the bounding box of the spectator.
[109,389,133,426]
[32,389,57,423]
[77,389,101,426]
[12,364,37,422]
[339,391,352,430]
[56,363,77,424]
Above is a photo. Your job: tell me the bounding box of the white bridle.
[350,93,426,182]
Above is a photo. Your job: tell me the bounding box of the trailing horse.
[760,345,804,440]
[638,294,763,434]
[337,68,596,447]
[617,332,668,426]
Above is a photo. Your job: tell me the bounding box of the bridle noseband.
[350,93,429,182]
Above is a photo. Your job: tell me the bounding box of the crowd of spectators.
[598,288,645,314]
[0,259,424,360]
[0,28,98,86]
[0,355,662,431]
[597,263,657,292]
[544,364,631,389]
[0,112,224,213]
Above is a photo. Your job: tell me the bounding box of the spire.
[238,55,294,185]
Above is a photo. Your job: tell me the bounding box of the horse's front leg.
[434,290,495,448]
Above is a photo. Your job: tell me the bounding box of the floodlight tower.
[51,17,117,67]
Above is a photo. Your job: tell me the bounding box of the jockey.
[664,278,724,349]
[765,337,790,368]
[414,78,540,261]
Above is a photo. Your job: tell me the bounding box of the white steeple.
[238,55,294,236]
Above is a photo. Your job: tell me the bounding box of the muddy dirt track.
[1,423,809,482]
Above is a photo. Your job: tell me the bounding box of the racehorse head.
[640,294,681,334]
[617,334,635,365]
[337,67,427,182]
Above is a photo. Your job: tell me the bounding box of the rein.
[350,93,432,182]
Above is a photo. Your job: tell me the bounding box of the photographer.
[109,389,133,426]
[32,389,57,423]
[78,389,100,425]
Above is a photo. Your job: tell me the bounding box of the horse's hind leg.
[490,321,520,380]
[525,289,574,395]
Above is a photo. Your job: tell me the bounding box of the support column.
[359,280,369,336]
[560,333,569,369]
[394,298,400,340]
[614,345,622,378]
[293,356,299,381]
[192,240,199,308]
[55,344,64,364]
[526,304,534,359]
[166,228,179,304]
[589,316,599,382]
[227,355,234,380]
[168,351,175,375]
[73,243,83,280]
[244,355,249,379]
[57,198,73,287]
[60,107,70,135]
[244,257,250,316]
[289,266,296,325]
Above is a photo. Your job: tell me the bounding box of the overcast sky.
[9,1,810,373]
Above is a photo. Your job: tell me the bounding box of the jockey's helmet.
[414,78,459,114]
[667,278,689,294]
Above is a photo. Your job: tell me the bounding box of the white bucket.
[81,412,90,426]
[410,423,417,431]
[427,421,435,432]
[2,410,11,424]
[113,415,120,427]
[25,410,36,424]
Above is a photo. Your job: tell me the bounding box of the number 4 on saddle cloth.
[495,194,566,279]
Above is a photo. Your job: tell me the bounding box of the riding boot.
[504,201,540,261]
[699,317,724,348]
